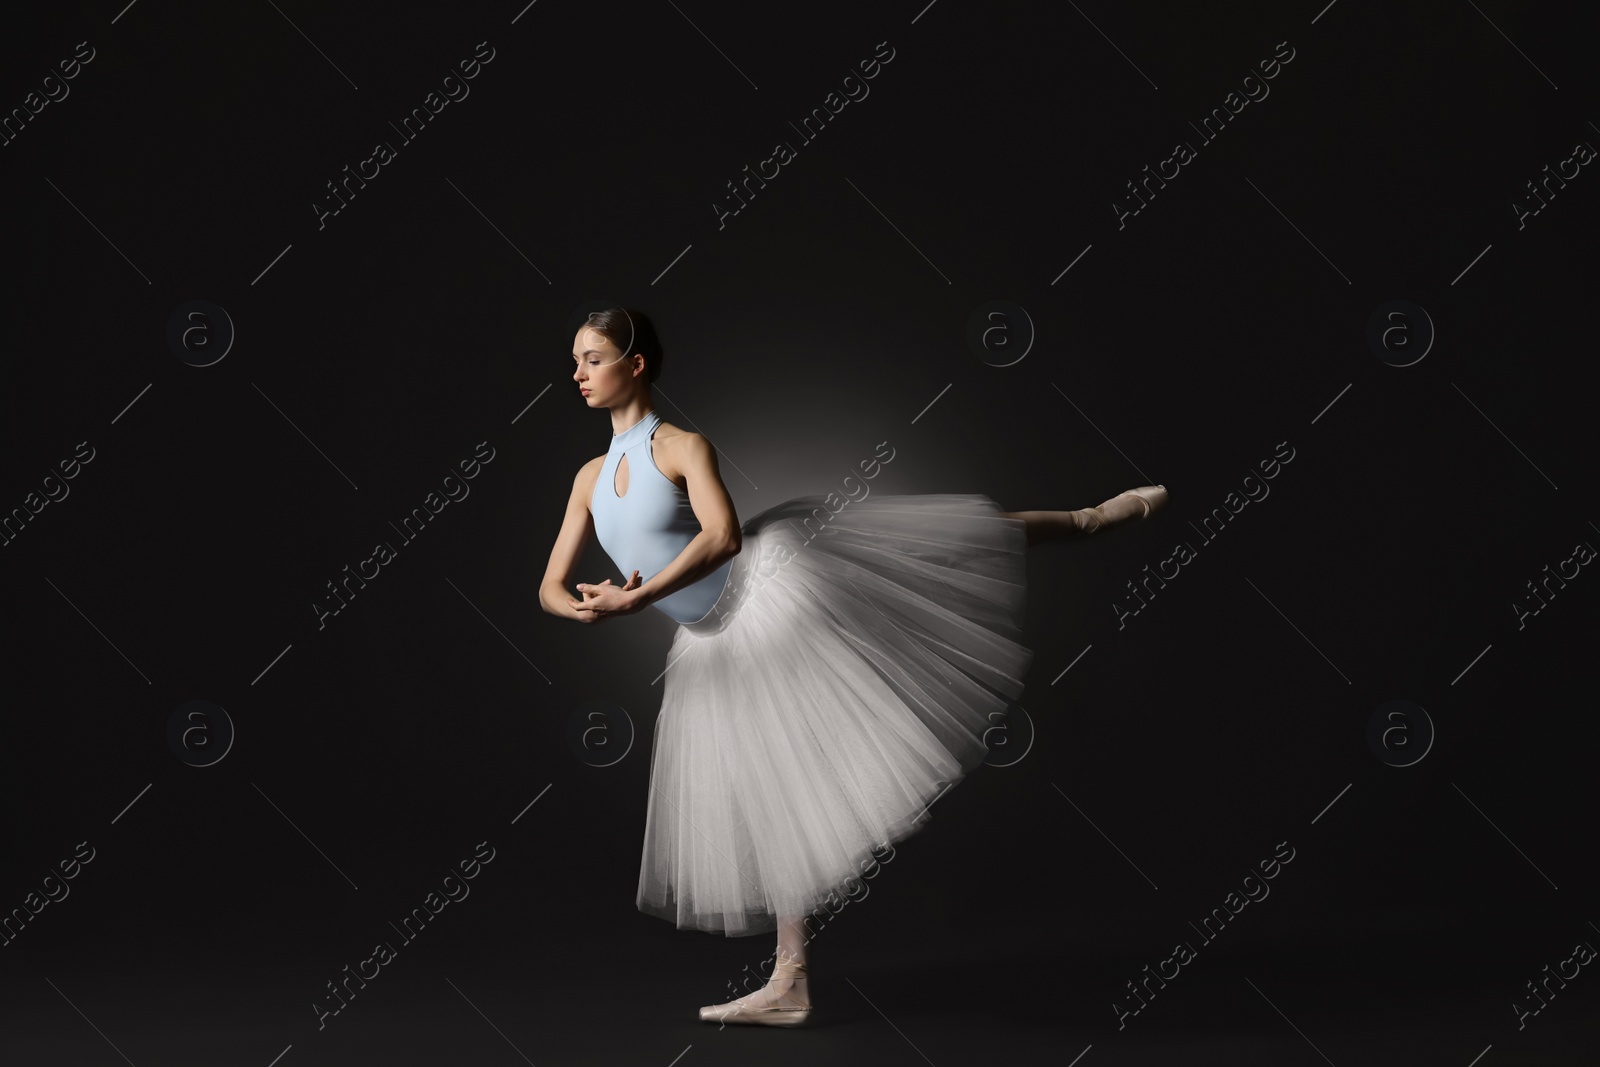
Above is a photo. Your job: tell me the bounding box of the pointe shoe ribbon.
[697,959,812,1027]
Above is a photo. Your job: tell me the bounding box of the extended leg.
[1002,485,1167,547]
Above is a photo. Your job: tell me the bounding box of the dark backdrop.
[2,1,1596,1064]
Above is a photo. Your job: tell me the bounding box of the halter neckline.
[610,409,661,449]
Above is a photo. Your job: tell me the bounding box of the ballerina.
[539,308,1167,1027]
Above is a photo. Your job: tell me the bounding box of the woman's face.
[572,326,637,406]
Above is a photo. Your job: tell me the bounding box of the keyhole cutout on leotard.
[613,433,670,499]
[614,453,629,499]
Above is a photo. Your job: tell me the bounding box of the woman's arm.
[539,460,600,619]
[628,433,741,611]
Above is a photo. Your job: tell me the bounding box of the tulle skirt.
[635,492,1034,936]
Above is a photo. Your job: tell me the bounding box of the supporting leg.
[696,914,812,1023]
[777,913,809,970]
[771,914,810,1007]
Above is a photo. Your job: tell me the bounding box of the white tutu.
[636,493,1033,936]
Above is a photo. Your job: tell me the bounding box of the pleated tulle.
[635,493,1033,936]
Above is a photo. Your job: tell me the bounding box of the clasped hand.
[568,570,644,623]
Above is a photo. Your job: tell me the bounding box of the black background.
[2,1,1596,1063]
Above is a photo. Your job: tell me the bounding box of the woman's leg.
[698,913,811,1020]
[1002,508,1097,546]
[1003,485,1166,547]
[772,913,809,1006]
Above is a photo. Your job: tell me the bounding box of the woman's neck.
[609,398,656,436]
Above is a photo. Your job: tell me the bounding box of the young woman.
[540,308,1167,1027]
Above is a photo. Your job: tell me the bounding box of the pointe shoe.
[1080,485,1167,533]
[697,957,812,1027]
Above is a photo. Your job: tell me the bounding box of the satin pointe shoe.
[697,956,812,1027]
[1079,485,1167,534]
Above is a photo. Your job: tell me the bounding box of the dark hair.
[585,307,664,384]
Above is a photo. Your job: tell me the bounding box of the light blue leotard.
[589,409,733,625]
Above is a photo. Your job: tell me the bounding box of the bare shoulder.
[652,421,710,483]
[575,454,605,505]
